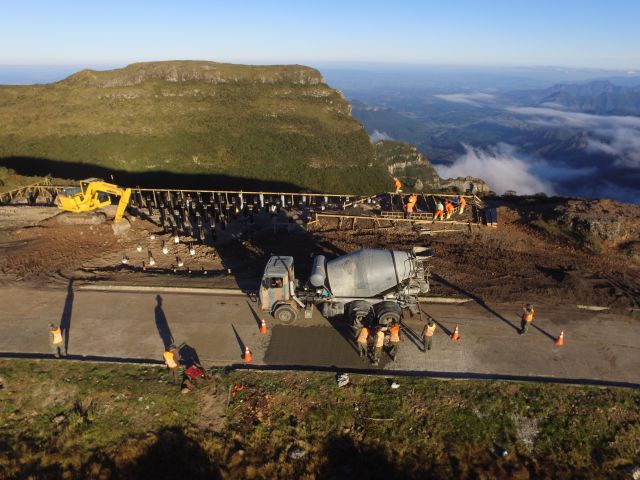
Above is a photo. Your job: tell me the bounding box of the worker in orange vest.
[405,194,417,219]
[457,195,466,215]
[388,322,401,361]
[421,318,437,352]
[519,304,535,335]
[445,200,455,219]
[393,177,403,194]
[163,344,180,383]
[371,328,385,366]
[356,326,369,359]
[433,201,445,222]
[49,323,66,358]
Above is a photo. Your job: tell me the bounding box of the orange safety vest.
[389,325,400,343]
[394,179,402,190]
[163,351,178,368]
[51,327,63,344]
[375,331,385,348]
[522,309,535,322]
[445,202,454,213]
[423,323,436,337]
[406,196,417,213]
[357,327,369,344]
[459,197,466,208]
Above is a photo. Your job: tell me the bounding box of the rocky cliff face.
[523,197,640,256]
[373,140,489,192]
[65,61,324,88]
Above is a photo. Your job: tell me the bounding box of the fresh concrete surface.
[0,285,638,386]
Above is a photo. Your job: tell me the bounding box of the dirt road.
[1,285,638,386]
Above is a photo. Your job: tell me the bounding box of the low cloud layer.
[507,106,640,168]
[435,143,555,195]
[433,92,495,107]
[370,129,393,142]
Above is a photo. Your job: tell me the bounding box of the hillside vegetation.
[0,61,393,193]
[1,361,639,479]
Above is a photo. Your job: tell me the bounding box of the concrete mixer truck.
[258,247,432,326]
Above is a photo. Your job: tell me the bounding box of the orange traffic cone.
[451,325,461,341]
[554,331,564,346]
[244,346,252,362]
[260,318,268,334]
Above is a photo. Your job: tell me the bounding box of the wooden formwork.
[307,211,480,234]
[1,182,491,233]
[0,179,71,206]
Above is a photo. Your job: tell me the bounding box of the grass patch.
[1,360,638,479]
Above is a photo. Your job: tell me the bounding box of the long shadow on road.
[432,273,520,333]
[59,279,74,353]
[154,295,174,349]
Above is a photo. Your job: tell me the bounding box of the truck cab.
[259,256,301,324]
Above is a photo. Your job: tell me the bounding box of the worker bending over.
[520,304,535,335]
[356,326,369,359]
[371,328,385,366]
[445,200,455,219]
[163,344,180,383]
[433,201,445,222]
[388,322,401,361]
[421,318,436,352]
[49,323,66,358]
[394,177,403,194]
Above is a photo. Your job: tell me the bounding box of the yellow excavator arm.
[57,179,132,223]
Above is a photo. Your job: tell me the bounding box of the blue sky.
[1,0,639,69]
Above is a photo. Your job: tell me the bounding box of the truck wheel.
[274,304,297,325]
[375,301,402,327]
[347,300,372,328]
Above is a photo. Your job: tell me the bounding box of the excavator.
[57,178,131,223]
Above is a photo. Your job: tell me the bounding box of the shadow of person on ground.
[59,279,74,354]
[432,273,520,332]
[178,343,203,369]
[318,433,426,479]
[154,295,174,349]
[530,322,556,341]
[122,426,221,480]
[399,320,424,350]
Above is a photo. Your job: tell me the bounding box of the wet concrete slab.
[264,325,391,369]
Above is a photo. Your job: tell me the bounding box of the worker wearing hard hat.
[433,201,445,222]
[49,323,66,358]
[393,177,403,194]
[371,328,385,366]
[356,326,369,359]
[388,322,401,361]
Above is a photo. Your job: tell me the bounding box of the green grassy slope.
[0,61,389,193]
[1,361,638,479]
